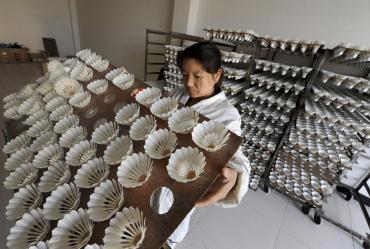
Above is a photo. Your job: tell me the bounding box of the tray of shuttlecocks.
[2,49,243,249]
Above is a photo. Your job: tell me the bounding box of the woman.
[162,41,251,248]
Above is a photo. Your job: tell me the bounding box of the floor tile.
[176,224,223,249]
[273,229,310,249]
[280,195,355,249]
[194,196,286,249]
[322,192,352,227]
[245,189,288,221]
[188,205,215,231]
[353,239,364,249]
[348,198,370,236]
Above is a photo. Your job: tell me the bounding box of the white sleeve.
[216,113,251,208]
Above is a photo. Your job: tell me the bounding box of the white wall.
[172,0,199,35]
[172,0,190,33]
[184,0,370,48]
[76,0,174,81]
[0,0,79,56]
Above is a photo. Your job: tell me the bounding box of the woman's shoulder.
[194,91,242,134]
[215,92,241,119]
[218,96,242,135]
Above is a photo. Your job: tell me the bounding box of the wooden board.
[3,63,244,249]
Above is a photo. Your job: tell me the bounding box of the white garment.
[170,87,251,207]
[163,87,251,247]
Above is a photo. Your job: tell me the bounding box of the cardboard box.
[0,48,30,63]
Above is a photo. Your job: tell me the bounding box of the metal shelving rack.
[144,29,233,82]
[189,27,370,248]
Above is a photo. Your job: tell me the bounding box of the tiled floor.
[176,189,370,249]
[0,65,369,249]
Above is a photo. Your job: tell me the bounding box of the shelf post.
[260,50,329,193]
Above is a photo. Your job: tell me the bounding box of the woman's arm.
[196,114,251,208]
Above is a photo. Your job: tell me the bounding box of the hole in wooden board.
[150,186,174,215]
[104,93,116,104]
[85,107,98,119]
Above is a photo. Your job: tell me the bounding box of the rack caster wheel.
[336,186,352,201]
[313,214,321,225]
[363,241,370,249]
[345,192,352,201]
[262,185,269,193]
[301,205,310,215]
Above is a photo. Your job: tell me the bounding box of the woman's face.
[181,58,222,98]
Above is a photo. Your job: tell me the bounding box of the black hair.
[177,41,223,91]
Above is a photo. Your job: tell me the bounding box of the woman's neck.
[186,88,220,106]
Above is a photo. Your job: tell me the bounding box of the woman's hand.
[195,167,238,208]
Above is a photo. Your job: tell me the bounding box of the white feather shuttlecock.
[3,92,19,103]
[70,61,93,82]
[117,152,153,188]
[32,143,64,169]
[54,114,79,134]
[105,68,124,81]
[18,95,43,115]
[74,157,110,188]
[112,72,135,90]
[76,49,92,60]
[5,183,42,221]
[135,87,162,107]
[49,104,73,121]
[103,207,147,249]
[91,121,119,145]
[168,107,199,134]
[47,60,64,72]
[103,135,133,165]
[29,241,50,249]
[43,182,80,220]
[27,119,53,137]
[87,79,108,95]
[115,103,140,125]
[4,147,33,171]
[49,208,93,249]
[65,140,97,166]
[87,179,124,222]
[54,78,82,98]
[129,115,157,141]
[192,120,230,152]
[91,58,109,72]
[3,98,22,110]
[43,91,58,103]
[30,131,58,152]
[3,163,39,190]
[6,208,49,249]
[69,91,91,108]
[144,129,177,159]
[18,83,37,98]
[167,147,206,183]
[45,96,67,112]
[3,133,30,154]
[23,110,48,126]
[59,126,87,148]
[38,161,71,193]
[36,81,54,95]
[4,105,23,120]
[84,244,102,249]
[149,97,178,120]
